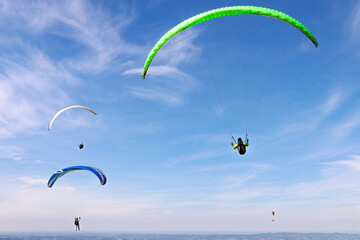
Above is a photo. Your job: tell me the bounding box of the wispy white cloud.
[257,88,360,165]
[56,1,143,73]
[126,86,184,105]
[301,143,359,162]
[285,155,360,201]
[0,0,142,73]
[267,90,346,144]
[190,178,275,212]
[329,110,360,140]
[326,155,360,171]
[222,174,256,189]
[168,150,223,165]
[125,29,201,78]
[189,155,360,214]
[35,159,46,164]
[318,90,343,116]
[125,68,199,106]
[350,1,360,41]
[123,67,142,75]
[124,65,188,79]
[154,29,201,66]
[19,177,47,186]
[296,41,314,52]
[124,29,202,105]
[0,47,75,137]
[187,162,238,174]
[135,122,163,134]
[0,145,22,161]
[300,90,343,130]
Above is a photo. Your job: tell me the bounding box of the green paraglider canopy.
[142,5,318,79]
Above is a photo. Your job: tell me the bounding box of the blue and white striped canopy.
[48,166,107,188]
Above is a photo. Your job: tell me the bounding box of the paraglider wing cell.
[142,5,318,79]
[47,166,106,188]
[48,105,97,130]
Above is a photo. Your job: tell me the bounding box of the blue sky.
[0,0,360,233]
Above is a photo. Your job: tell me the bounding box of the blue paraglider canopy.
[48,166,106,188]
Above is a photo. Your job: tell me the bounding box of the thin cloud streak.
[155,29,201,66]
[0,0,143,73]
[125,70,199,106]
[193,155,360,212]
[261,90,347,147]
[326,155,360,171]
[0,47,75,136]
[329,110,360,140]
[350,1,360,41]
[19,177,47,186]
[124,66,188,79]
[126,86,184,106]
[284,155,360,201]
[169,150,222,165]
[0,145,22,161]
[124,29,202,105]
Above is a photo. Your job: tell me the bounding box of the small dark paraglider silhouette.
[74,217,81,231]
[48,105,97,150]
[231,137,249,155]
[272,211,275,221]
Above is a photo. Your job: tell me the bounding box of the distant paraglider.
[48,105,97,149]
[48,105,97,131]
[231,137,249,155]
[272,211,275,221]
[47,166,107,188]
[74,217,81,231]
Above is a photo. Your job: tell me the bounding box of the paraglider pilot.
[231,137,249,155]
[74,217,81,231]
